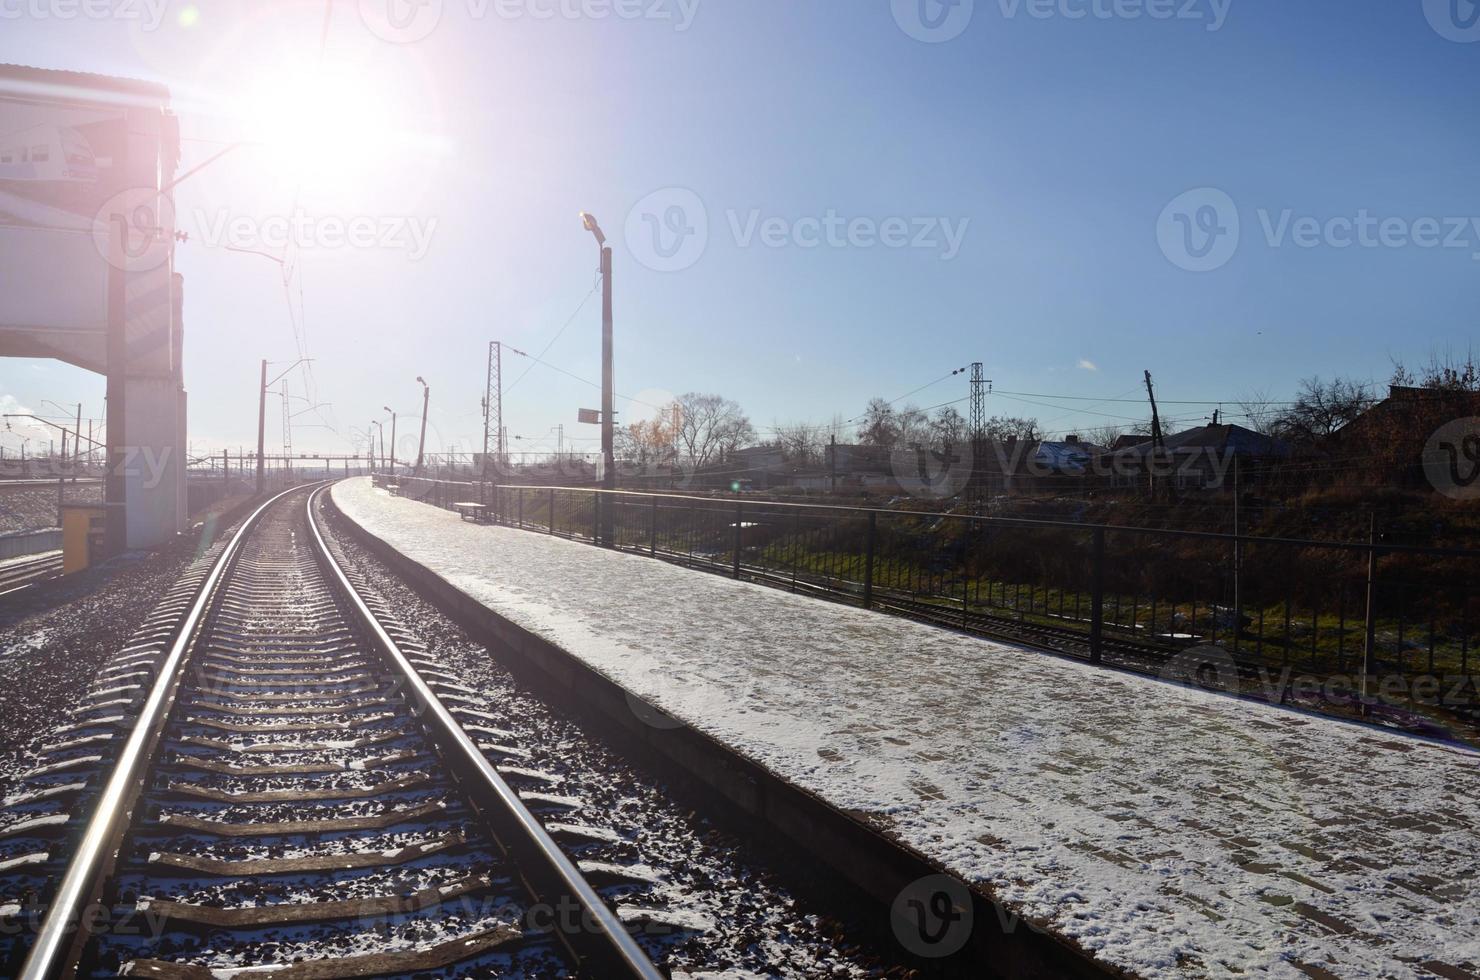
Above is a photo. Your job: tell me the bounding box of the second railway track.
[5,485,663,978]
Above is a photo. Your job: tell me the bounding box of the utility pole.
[71,403,81,482]
[384,408,397,475]
[580,211,616,546]
[415,377,430,476]
[256,360,267,493]
[484,342,504,482]
[1144,370,1166,496]
[968,362,989,511]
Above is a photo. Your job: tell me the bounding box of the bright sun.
[236,64,402,186]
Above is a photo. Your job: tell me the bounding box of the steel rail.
[17,483,310,980]
[304,486,663,980]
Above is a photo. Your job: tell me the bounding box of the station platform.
[332,478,1480,979]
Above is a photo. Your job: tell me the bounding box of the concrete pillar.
[121,377,186,549]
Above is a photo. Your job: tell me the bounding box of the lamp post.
[383,407,397,475]
[370,421,383,473]
[579,211,615,546]
[414,377,430,476]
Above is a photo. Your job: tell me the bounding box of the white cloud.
[1077,359,1099,372]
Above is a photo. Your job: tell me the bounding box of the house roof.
[1123,424,1287,457]
[0,63,171,105]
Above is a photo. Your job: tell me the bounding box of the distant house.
[1333,385,1480,489]
[1114,423,1288,490]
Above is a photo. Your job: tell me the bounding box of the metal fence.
[0,528,62,561]
[372,475,1480,732]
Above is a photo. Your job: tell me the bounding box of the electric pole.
[415,377,430,476]
[256,360,267,493]
[1144,370,1166,496]
[968,363,989,510]
[384,408,397,475]
[483,341,504,482]
[580,211,616,546]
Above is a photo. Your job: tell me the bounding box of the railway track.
[0,485,664,978]
[0,552,63,597]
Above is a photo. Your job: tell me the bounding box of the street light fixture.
[579,212,615,546]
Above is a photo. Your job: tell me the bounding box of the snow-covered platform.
[332,478,1480,979]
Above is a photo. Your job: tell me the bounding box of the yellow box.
[61,504,106,575]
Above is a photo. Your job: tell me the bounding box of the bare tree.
[1236,388,1282,437]
[1084,424,1126,448]
[857,398,899,447]
[984,415,1041,442]
[929,406,967,448]
[1272,377,1373,443]
[615,414,675,466]
[1391,349,1480,392]
[674,393,755,469]
[896,403,931,447]
[773,421,822,464]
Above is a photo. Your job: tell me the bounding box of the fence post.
[649,496,658,557]
[549,488,556,535]
[1360,515,1379,717]
[593,492,601,545]
[517,488,524,529]
[863,510,877,609]
[733,500,743,579]
[1089,527,1106,663]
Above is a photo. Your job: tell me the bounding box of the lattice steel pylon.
[483,342,504,479]
[969,362,988,510]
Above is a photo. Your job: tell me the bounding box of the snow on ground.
[333,478,1480,979]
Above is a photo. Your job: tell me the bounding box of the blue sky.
[2,0,1478,461]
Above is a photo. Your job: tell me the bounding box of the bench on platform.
[452,502,491,524]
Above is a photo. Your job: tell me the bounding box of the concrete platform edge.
[328,488,1124,980]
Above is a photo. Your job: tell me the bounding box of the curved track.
[6,485,662,979]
